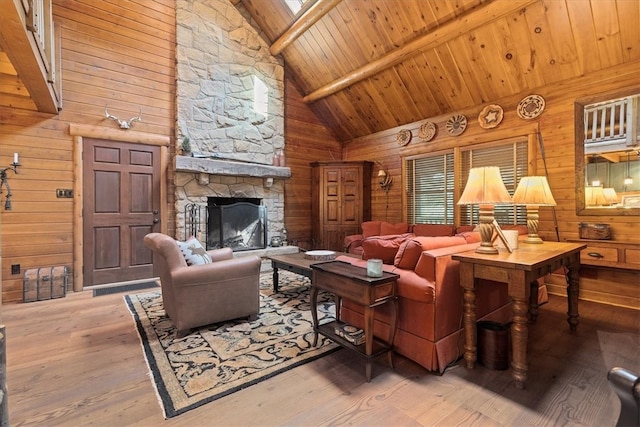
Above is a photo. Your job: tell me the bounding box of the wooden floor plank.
[3,288,639,426]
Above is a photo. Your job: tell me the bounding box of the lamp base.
[523,235,543,244]
[475,243,499,254]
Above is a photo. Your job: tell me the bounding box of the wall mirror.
[575,89,640,216]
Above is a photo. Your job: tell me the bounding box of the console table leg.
[528,280,539,323]
[310,286,320,347]
[272,262,279,292]
[462,287,477,369]
[566,265,580,332]
[512,298,529,389]
[364,304,374,382]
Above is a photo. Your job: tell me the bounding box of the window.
[284,0,306,14]
[405,152,454,224]
[253,75,268,117]
[459,139,528,226]
[404,138,528,226]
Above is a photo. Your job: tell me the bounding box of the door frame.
[69,124,170,291]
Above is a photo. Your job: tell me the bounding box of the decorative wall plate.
[478,104,504,129]
[517,94,545,119]
[446,114,467,136]
[397,129,412,146]
[418,121,437,141]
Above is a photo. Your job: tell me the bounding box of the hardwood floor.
[3,287,639,426]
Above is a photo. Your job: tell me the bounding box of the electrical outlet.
[11,264,20,275]
[56,189,73,198]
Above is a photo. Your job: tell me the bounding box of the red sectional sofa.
[337,222,547,373]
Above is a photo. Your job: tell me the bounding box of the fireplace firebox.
[207,197,267,251]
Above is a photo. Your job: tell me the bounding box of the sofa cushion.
[361,221,382,238]
[380,222,410,235]
[394,236,468,270]
[411,224,455,237]
[177,236,212,266]
[361,233,413,264]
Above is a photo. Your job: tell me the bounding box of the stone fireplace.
[207,197,267,251]
[174,0,288,246]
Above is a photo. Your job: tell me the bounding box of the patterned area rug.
[124,271,339,418]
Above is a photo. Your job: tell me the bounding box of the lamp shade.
[457,166,512,205]
[603,187,619,204]
[585,186,608,206]
[512,176,557,206]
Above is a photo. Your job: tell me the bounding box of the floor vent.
[92,281,159,297]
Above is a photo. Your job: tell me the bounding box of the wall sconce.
[1,153,20,210]
[512,176,557,244]
[378,169,392,192]
[457,166,513,254]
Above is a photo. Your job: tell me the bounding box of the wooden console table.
[452,241,586,389]
[310,260,399,382]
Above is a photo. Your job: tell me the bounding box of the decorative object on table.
[104,106,142,129]
[492,221,514,253]
[457,166,513,254]
[366,258,383,277]
[334,323,366,345]
[478,104,504,129]
[270,235,282,247]
[516,94,545,119]
[396,129,412,146]
[418,121,437,141]
[512,176,557,244]
[445,114,467,136]
[0,152,20,210]
[180,137,192,156]
[495,228,519,251]
[125,271,338,418]
[377,168,393,192]
[585,186,608,206]
[578,223,611,240]
[303,250,336,261]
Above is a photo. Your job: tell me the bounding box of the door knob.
[153,218,159,224]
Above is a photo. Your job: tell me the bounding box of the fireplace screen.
[207,198,267,251]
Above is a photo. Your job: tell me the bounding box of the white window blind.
[459,140,528,225]
[405,152,454,224]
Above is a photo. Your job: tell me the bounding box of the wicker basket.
[579,223,611,240]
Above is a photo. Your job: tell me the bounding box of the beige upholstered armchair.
[143,233,261,337]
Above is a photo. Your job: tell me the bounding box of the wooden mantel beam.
[269,0,342,56]
[303,0,538,104]
[0,0,59,113]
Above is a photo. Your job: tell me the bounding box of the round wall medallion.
[517,94,545,119]
[418,121,437,141]
[446,114,467,136]
[478,104,504,129]
[397,129,412,146]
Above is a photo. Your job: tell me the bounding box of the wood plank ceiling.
[236,0,640,142]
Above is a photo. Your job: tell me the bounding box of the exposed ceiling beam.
[270,0,343,56]
[0,0,59,113]
[302,0,538,104]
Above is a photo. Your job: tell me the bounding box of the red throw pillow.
[361,221,382,238]
[361,234,412,264]
[380,222,410,235]
[394,236,468,270]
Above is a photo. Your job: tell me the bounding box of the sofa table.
[452,241,586,389]
[310,260,399,382]
[268,251,357,291]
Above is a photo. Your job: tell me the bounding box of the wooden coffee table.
[267,251,358,291]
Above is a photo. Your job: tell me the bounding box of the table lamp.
[457,166,513,254]
[585,186,608,206]
[512,176,557,244]
[603,188,619,205]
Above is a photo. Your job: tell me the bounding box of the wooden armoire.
[311,161,372,251]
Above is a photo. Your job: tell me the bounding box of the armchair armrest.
[171,255,261,287]
[206,247,233,261]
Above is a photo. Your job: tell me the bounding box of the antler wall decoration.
[104,106,142,129]
[374,160,393,192]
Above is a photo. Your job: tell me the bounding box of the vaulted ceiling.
[235,0,640,141]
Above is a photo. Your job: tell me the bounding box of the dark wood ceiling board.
[393,58,441,120]
[616,0,640,62]
[414,50,456,114]
[443,37,494,106]
[283,33,337,92]
[339,1,396,60]
[314,93,366,140]
[371,1,421,50]
[317,8,369,69]
[370,68,423,127]
[240,0,291,41]
[590,0,625,68]
[306,15,360,80]
[0,52,17,76]
[430,43,477,109]
[346,80,392,132]
[54,1,174,54]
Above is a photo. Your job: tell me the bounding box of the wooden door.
[83,139,161,286]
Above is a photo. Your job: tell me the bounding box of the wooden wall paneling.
[284,75,342,250]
